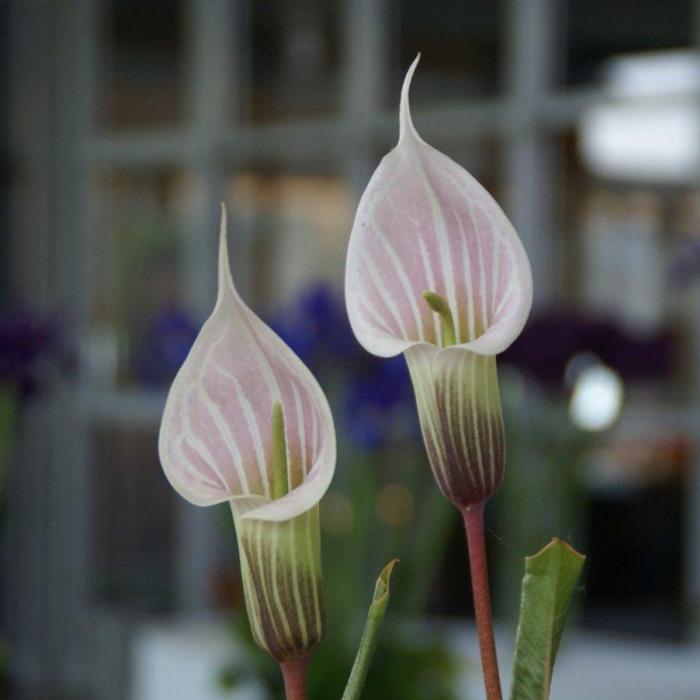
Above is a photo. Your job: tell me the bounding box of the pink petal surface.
[159,209,335,522]
[345,56,532,357]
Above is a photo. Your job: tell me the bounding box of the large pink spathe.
[345,56,532,358]
[159,208,335,522]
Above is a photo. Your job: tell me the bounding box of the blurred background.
[3,0,700,698]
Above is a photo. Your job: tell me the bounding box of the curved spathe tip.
[399,54,421,144]
[217,203,237,307]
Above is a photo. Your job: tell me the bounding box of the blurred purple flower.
[269,285,361,369]
[134,306,199,387]
[270,283,417,450]
[0,306,69,399]
[501,310,674,390]
[344,355,416,449]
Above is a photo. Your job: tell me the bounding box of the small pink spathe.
[345,56,532,358]
[158,208,336,522]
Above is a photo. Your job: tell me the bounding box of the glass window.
[392,0,502,107]
[93,426,177,610]
[225,169,355,311]
[565,0,693,86]
[249,1,341,123]
[98,0,185,129]
[89,168,196,389]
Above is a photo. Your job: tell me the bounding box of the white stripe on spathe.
[375,227,425,341]
[174,436,223,491]
[364,246,409,340]
[233,375,271,498]
[182,385,232,492]
[197,384,252,494]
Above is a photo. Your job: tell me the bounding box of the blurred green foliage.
[496,371,591,622]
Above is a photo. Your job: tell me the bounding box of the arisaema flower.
[159,208,335,681]
[345,55,532,700]
[345,56,532,510]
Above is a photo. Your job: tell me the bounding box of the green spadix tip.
[422,290,456,347]
[271,401,289,499]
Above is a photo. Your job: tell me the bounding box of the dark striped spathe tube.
[235,506,323,662]
[406,345,505,508]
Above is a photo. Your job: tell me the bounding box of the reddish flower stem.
[280,654,311,700]
[462,503,503,700]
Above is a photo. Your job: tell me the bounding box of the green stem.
[463,504,502,700]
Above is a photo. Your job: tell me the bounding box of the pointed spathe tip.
[399,54,421,143]
[217,203,235,304]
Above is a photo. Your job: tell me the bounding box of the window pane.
[98,0,185,129]
[89,169,197,389]
[93,426,177,610]
[566,0,693,86]
[392,0,502,107]
[249,1,341,123]
[225,169,354,310]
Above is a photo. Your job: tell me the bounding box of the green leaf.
[510,539,585,700]
[342,560,399,700]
